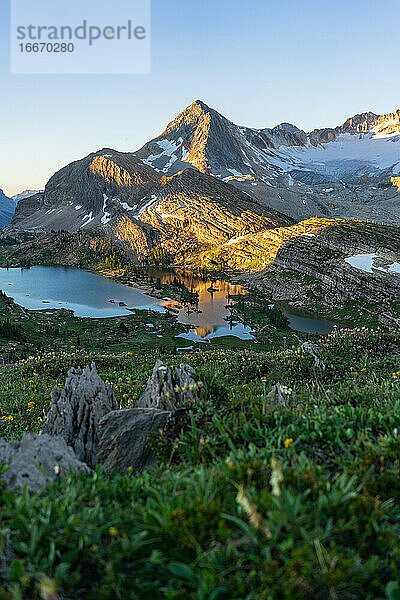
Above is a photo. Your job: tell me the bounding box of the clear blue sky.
[1,0,399,196]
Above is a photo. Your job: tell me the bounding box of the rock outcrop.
[40,360,195,476]
[246,220,400,326]
[0,434,89,493]
[43,362,118,468]
[94,360,198,473]
[96,408,174,473]
[300,342,326,371]
[266,383,296,409]
[136,359,199,410]
[0,360,197,490]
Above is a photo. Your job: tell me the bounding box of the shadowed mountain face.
[0,190,17,228]
[12,150,160,231]
[136,99,308,177]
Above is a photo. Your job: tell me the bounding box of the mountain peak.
[339,111,379,133]
[336,109,400,136]
[167,99,224,128]
[190,99,211,112]
[273,122,304,134]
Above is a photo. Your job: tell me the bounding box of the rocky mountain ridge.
[10,101,400,238]
[11,189,42,202]
[244,220,400,327]
[7,101,400,284]
[136,101,400,223]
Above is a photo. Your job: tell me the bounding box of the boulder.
[42,362,118,467]
[266,382,296,409]
[300,342,326,371]
[96,408,172,473]
[40,360,196,475]
[135,360,199,410]
[0,434,90,493]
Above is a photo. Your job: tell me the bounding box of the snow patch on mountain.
[345,253,400,275]
[133,195,158,219]
[101,194,111,224]
[80,212,94,228]
[155,205,183,221]
[224,235,246,246]
[120,200,136,211]
[283,133,400,180]
[143,138,188,173]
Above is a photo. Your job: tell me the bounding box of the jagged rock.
[95,361,194,473]
[37,360,195,475]
[266,383,296,409]
[300,342,326,371]
[42,362,118,467]
[96,408,187,474]
[135,360,199,410]
[0,434,89,493]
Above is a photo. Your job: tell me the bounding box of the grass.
[0,291,192,360]
[229,290,319,347]
[321,299,385,329]
[0,326,399,598]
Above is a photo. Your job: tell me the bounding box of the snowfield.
[345,253,400,275]
[282,133,400,179]
[143,138,188,173]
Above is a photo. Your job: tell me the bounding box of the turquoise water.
[283,308,339,334]
[0,266,338,338]
[0,266,164,318]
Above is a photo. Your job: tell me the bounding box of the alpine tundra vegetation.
[0,327,399,598]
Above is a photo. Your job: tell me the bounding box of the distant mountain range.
[11,190,42,203]
[135,101,400,223]
[0,190,17,228]
[10,101,400,235]
[0,189,42,228]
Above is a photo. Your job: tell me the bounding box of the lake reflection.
[283,308,339,334]
[145,268,254,341]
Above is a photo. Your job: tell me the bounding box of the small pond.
[283,307,340,335]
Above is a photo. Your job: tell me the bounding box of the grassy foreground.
[0,327,400,599]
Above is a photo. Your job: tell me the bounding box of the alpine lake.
[0,266,340,355]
